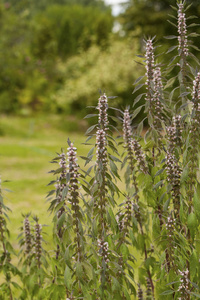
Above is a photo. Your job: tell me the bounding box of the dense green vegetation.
[1,0,200,117]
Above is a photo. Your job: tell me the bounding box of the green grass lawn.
[0,114,89,247]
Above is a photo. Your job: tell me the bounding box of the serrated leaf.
[134,76,145,85]
[188,32,200,37]
[133,93,145,107]
[160,290,174,295]
[109,155,121,163]
[154,168,164,177]
[57,213,66,229]
[132,105,144,119]
[64,266,72,289]
[164,35,177,39]
[132,83,145,94]
[164,77,176,89]
[85,124,97,135]
[166,45,178,54]
[84,114,98,119]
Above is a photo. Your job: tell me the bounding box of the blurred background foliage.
[0,0,200,116]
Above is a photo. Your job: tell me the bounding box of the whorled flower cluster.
[34,221,42,268]
[123,109,134,163]
[166,151,182,212]
[138,284,143,300]
[191,72,200,127]
[172,115,182,148]
[152,67,164,130]
[145,39,155,107]
[117,196,132,234]
[55,152,67,213]
[178,269,189,299]
[97,239,109,265]
[177,3,189,57]
[187,73,200,198]
[97,93,109,131]
[67,144,80,202]
[67,143,82,261]
[166,126,176,155]
[192,72,200,105]
[96,129,108,171]
[23,216,32,255]
[146,278,152,299]
[132,139,148,174]
[166,215,175,239]
[165,215,176,271]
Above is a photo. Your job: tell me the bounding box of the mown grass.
[0,114,89,247]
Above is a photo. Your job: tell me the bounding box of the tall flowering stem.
[23,214,32,262]
[67,142,83,263]
[97,93,109,131]
[177,1,188,87]
[145,38,155,116]
[187,72,200,206]
[178,269,190,300]
[152,67,164,135]
[166,150,182,218]
[34,217,42,270]
[54,151,67,259]
[95,128,108,237]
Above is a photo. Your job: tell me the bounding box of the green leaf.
[133,93,145,107]
[166,45,177,54]
[120,244,129,261]
[164,76,176,89]
[57,213,66,230]
[190,250,198,280]
[132,83,145,94]
[160,290,174,295]
[194,187,200,222]
[134,76,145,85]
[109,154,121,163]
[85,124,97,135]
[76,262,84,281]
[164,35,177,39]
[84,114,98,119]
[82,262,93,281]
[132,105,144,119]
[64,266,72,290]
[187,213,197,239]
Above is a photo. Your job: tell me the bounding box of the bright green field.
[0,115,90,247]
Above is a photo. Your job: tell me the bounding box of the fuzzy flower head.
[178,269,189,299]
[123,109,133,146]
[96,129,108,171]
[166,126,176,154]
[166,215,175,239]
[166,151,182,209]
[192,72,200,110]
[145,39,155,105]
[23,216,32,254]
[97,93,109,131]
[123,109,135,162]
[55,151,67,205]
[97,238,110,265]
[152,66,163,128]
[67,143,80,200]
[34,221,42,268]
[172,115,182,147]
[177,2,188,57]
[132,139,148,174]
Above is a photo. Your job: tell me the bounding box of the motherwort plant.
[2,1,200,299]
